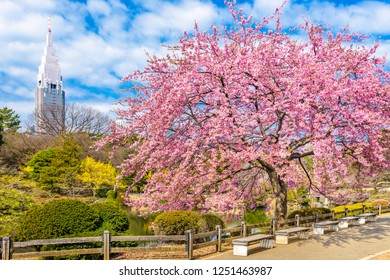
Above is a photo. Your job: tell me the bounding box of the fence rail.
[13,236,102,248]
[1,203,388,260]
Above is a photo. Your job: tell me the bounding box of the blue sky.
[1,0,389,126]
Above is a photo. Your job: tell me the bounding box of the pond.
[127,213,151,235]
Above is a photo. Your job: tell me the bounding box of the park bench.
[232,234,273,256]
[313,221,339,235]
[356,213,377,224]
[338,216,360,229]
[275,227,310,244]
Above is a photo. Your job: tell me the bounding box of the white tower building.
[34,17,65,134]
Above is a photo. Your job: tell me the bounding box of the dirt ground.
[112,244,390,260]
[112,244,233,260]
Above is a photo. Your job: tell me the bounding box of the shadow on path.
[204,214,390,260]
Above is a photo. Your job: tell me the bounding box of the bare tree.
[33,103,112,136]
[0,132,57,174]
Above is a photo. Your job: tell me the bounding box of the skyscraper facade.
[34,18,65,134]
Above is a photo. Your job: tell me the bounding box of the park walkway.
[204,213,390,260]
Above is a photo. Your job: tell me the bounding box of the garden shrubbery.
[243,209,268,225]
[201,214,225,231]
[17,198,131,241]
[0,186,35,237]
[91,201,130,233]
[152,210,224,235]
[17,199,100,241]
[16,198,133,260]
[287,207,331,219]
[331,202,372,213]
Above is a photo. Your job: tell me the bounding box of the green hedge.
[243,210,268,225]
[91,201,130,233]
[201,214,225,231]
[153,210,224,235]
[17,199,100,241]
[287,207,331,219]
[16,198,133,260]
[331,202,373,217]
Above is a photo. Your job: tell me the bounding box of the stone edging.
[360,248,390,260]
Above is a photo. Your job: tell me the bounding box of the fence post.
[362,205,366,213]
[103,230,111,260]
[271,218,277,236]
[331,210,335,220]
[216,225,222,253]
[314,212,319,223]
[295,214,300,227]
[241,222,247,237]
[1,237,10,260]
[187,230,193,260]
[344,208,349,217]
[378,204,382,215]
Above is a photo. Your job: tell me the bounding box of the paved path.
[204,213,390,260]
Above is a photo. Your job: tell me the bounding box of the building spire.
[34,17,65,135]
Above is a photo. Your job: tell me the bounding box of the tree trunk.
[267,168,288,226]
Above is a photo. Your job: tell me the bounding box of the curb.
[360,248,390,260]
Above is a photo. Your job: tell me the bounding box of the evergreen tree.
[0,107,21,148]
[26,136,83,193]
[0,107,21,131]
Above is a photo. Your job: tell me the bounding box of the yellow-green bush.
[0,186,35,237]
[331,202,372,213]
[331,202,373,218]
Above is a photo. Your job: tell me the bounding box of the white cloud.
[253,0,288,16]
[87,0,112,17]
[87,102,116,114]
[305,1,390,34]
[131,0,219,39]
[376,39,390,61]
[249,1,390,36]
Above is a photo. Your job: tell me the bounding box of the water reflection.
[127,214,151,235]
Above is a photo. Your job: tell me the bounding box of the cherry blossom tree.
[100,3,389,223]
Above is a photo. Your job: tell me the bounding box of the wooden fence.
[1,204,388,260]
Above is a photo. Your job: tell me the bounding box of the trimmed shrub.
[91,201,130,233]
[153,210,202,235]
[332,202,372,213]
[17,199,100,241]
[17,199,134,260]
[243,210,268,225]
[152,211,224,235]
[287,207,331,219]
[201,214,225,231]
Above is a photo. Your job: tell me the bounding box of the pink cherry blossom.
[98,3,389,223]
